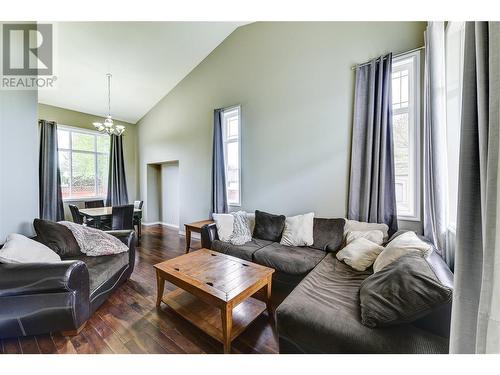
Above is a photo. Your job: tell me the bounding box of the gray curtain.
[422,22,449,259]
[39,120,64,221]
[106,134,129,206]
[450,22,500,354]
[211,108,228,214]
[348,53,398,235]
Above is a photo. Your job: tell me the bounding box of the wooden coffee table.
[154,248,274,353]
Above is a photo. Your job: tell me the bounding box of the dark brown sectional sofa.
[201,218,453,354]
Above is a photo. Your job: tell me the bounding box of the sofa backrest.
[413,250,454,338]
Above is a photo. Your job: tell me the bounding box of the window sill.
[397,215,421,222]
[63,197,106,203]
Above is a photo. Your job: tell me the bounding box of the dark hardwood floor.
[0,225,281,354]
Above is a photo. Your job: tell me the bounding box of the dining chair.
[68,204,87,225]
[133,200,144,239]
[111,204,135,231]
[85,200,104,208]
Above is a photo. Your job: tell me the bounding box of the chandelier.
[93,73,125,136]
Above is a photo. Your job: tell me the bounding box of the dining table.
[79,206,142,230]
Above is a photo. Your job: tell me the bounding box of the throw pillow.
[344,219,389,241]
[246,212,256,234]
[345,230,384,246]
[33,218,81,258]
[59,221,128,256]
[253,210,286,242]
[280,212,314,247]
[336,237,384,271]
[0,233,61,264]
[373,231,433,273]
[212,213,234,242]
[229,211,252,245]
[311,218,345,252]
[359,253,453,327]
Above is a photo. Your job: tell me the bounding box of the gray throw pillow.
[253,210,286,242]
[359,252,452,328]
[311,218,345,252]
[33,218,81,258]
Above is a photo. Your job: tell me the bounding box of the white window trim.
[221,105,242,207]
[57,125,110,202]
[393,51,421,222]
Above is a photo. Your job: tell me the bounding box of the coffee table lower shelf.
[161,288,267,346]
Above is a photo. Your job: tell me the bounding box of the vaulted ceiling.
[38,22,247,123]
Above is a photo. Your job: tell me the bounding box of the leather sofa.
[201,219,453,354]
[0,230,136,339]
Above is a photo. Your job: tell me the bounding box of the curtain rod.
[351,46,425,71]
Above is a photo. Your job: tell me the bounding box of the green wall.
[137,22,426,226]
[38,104,139,210]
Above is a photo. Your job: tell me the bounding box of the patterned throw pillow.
[229,211,252,245]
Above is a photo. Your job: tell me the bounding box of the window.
[222,106,241,206]
[446,22,465,230]
[57,126,110,200]
[392,52,420,220]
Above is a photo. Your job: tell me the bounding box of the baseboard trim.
[142,222,180,230]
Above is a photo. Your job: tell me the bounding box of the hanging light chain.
[107,73,112,117]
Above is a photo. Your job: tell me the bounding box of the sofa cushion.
[280,213,314,247]
[360,253,453,328]
[276,253,449,353]
[211,238,273,261]
[311,218,345,252]
[344,219,389,241]
[253,243,325,276]
[0,233,61,264]
[253,210,286,242]
[33,218,81,258]
[373,231,433,273]
[66,252,129,293]
[336,237,384,271]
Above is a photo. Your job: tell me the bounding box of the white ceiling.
[38,22,246,124]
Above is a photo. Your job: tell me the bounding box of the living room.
[0,0,499,372]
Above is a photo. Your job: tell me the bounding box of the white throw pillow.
[345,230,384,246]
[0,233,61,264]
[246,213,256,234]
[344,219,389,241]
[336,237,384,271]
[212,213,234,242]
[280,212,314,247]
[373,231,433,273]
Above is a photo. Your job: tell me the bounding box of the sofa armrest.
[0,260,89,298]
[105,229,136,275]
[201,223,218,249]
[105,229,135,245]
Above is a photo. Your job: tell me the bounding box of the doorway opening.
[145,160,180,229]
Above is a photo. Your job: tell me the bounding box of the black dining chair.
[111,204,135,230]
[84,200,104,208]
[133,200,144,238]
[69,204,84,224]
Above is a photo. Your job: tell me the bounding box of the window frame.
[57,125,110,202]
[221,105,242,207]
[392,51,421,221]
